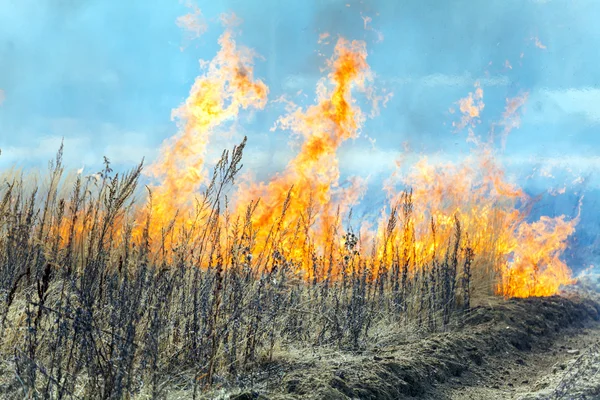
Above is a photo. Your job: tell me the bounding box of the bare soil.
[209,295,600,400]
[441,302,600,400]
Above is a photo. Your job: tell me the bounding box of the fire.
[26,13,577,300]
[381,87,576,298]
[141,19,268,241]
[233,38,370,274]
[135,18,577,298]
[453,81,484,131]
[386,149,576,298]
[505,215,577,297]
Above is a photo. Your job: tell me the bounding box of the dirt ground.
[441,311,600,400]
[205,294,600,400]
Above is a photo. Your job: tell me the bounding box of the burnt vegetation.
[0,142,503,400]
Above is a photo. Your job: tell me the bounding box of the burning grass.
[0,16,581,399]
[0,139,580,398]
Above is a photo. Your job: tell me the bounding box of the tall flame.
[234,38,370,271]
[143,21,268,238]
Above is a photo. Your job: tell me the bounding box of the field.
[0,3,597,399]
[0,146,597,399]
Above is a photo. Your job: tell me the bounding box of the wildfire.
[40,13,578,300]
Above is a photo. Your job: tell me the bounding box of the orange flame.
[381,86,576,298]
[453,81,484,143]
[504,215,576,297]
[235,37,370,272]
[142,20,268,239]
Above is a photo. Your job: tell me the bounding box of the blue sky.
[0,0,599,190]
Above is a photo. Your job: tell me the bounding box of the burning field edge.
[0,7,593,400]
[0,145,588,399]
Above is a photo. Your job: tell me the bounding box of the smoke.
[572,264,600,294]
[176,0,208,48]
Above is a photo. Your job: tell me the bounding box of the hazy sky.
[0,0,599,192]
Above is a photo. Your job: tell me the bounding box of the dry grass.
[0,143,482,399]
